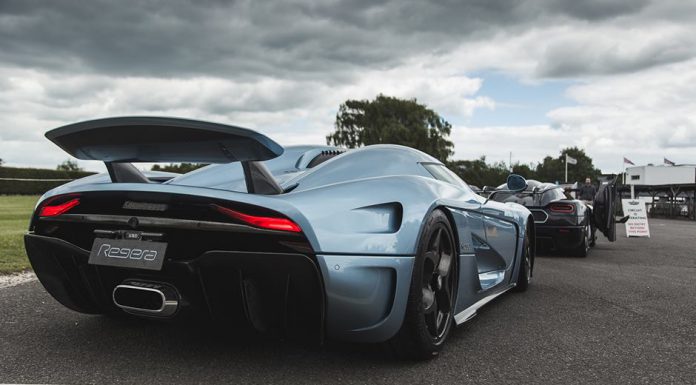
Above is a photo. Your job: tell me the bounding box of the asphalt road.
[1,219,695,384]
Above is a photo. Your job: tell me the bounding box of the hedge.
[0,166,96,195]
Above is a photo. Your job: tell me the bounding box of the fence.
[0,167,95,195]
[618,187,696,221]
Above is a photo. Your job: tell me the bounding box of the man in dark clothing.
[578,177,597,202]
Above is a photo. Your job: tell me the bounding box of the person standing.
[579,177,597,203]
[578,177,598,247]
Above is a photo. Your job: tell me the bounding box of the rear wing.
[46,117,284,194]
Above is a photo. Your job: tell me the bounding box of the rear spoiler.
[46,117,284,194]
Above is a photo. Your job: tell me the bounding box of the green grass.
[0,195,39,273]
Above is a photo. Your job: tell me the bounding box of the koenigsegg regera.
[25,117,535,359]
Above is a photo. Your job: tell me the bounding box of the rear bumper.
[317,254,414,343]
[24,233,413,343]
[535,225,585,250]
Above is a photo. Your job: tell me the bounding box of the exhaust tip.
[113,280,179,317]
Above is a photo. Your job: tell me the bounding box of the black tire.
[513,224,533,292]
[589,225,596,247]
[389,209,458,360]
[572,222,591,258]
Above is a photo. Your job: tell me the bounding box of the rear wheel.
[589,222,596,247]
[514,224,533,292]
[389,209,458,360]
[573,222,591,258]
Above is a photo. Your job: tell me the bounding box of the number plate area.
[88,237,167,271]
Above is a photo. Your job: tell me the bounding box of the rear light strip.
[212,205,302,233]
[39,197,81,217]
[549,203,575,214]
[37,195,302,234]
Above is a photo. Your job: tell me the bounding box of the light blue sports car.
[25,117,535,359]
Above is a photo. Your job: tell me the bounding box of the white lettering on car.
[97,244,158,261]
[108,247,124,258]
[98,243,111,257]
[142,250,157,261]
[130,249,143,260]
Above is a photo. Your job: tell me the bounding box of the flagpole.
[565,154,568,183]
[622,155,625,185]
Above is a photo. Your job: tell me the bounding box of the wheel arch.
[435,205,461,256]
[526,215,536,276]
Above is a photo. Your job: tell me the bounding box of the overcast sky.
[1,0,695,173]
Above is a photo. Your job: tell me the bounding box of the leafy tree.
[151,163,207,174]
[56,159,82,172]
[511,163,537,180]
[448,156,510,188]
[534,147,600,184]
[327,95,454,162]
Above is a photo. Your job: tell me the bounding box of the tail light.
[39,195,81,217]
[549,203,575,214]
[212,205,302,233]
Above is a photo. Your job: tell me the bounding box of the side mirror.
[506,174,527,192]
[483,175,527,205]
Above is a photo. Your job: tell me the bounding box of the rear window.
[540,188,567,206]
[422,163,472,191]
[493,187,566,207]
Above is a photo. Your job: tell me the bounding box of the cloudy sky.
[1,0,695,173]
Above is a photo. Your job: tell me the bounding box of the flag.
[623,157,635,165]
[664,157,675,166]
[565,154,577,165]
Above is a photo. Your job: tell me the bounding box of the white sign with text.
[621,199,650,237]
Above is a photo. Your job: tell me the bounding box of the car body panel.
[26,117,533,344]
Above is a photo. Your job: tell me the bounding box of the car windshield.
[491,182,567,207]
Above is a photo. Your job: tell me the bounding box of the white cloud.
[452,125,567,165]
[0,62,491,170]
[2,0,696,175]
[546,58,696,170]
[453,58,696,173]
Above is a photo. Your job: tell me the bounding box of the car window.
[540,188,565,206]
[422,163,472,191]
[496,192,535,206]
[492,185,565,207]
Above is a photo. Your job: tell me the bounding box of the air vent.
[306,150,346,168]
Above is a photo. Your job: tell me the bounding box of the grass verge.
[0,195,39,273]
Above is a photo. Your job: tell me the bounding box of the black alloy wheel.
[389,209,458,360]
[514,224,533,292]
[421,226,456,339]
[573,222,591,258]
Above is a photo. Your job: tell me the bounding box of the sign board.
[621,199,650,237]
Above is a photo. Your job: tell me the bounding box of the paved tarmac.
[1,219,694,384]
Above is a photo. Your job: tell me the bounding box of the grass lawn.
[0,195,39,273]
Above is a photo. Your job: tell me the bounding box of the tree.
[448,156,510,188]
[511,163,537,180]
[327,95,454,162]
[534,147,600,184]
[0,158,4,167]
[56,159,82,172]
[151,163,207,174]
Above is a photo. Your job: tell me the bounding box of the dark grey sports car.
[488,179,619,257]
